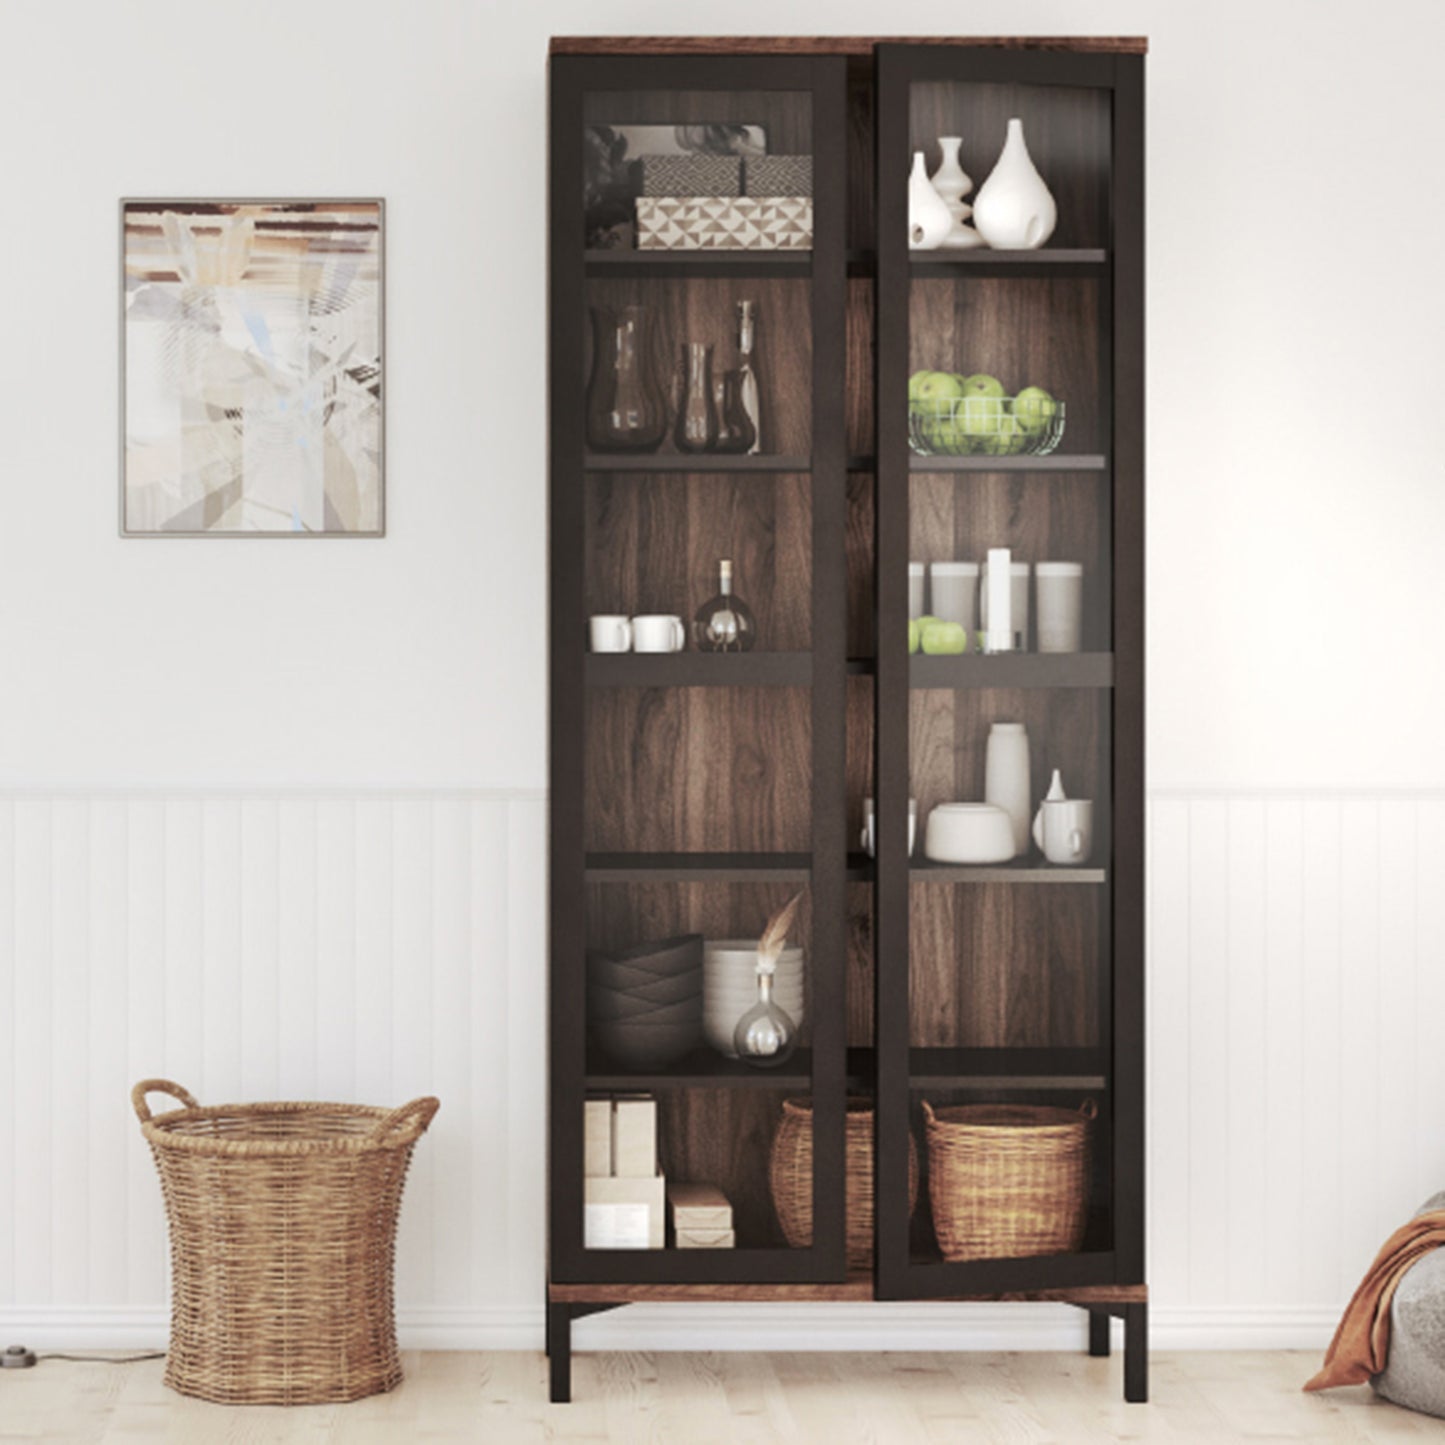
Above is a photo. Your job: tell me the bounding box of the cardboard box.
[584,1099,612,1178]
[612,1095,657,1178]
[745,155,813,197]
[675,1227,736,1249]
[667,1182,733,1232]
[640,154,741,198]
[584,1172,666,1250]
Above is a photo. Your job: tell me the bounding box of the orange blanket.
[1305,1210,1445,1391]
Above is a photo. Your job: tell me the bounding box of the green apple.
[908,618,921,654]
[1013,385,1058,436]
[921,621,968,655]
[981,413,1025,456]
[908,370,935,402]
[914,371,966,405]
[914,615,941,630]
[959,372,1007,437]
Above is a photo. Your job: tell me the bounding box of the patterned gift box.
[745,155,813,197]
[636,196,813,251]
[639,154,742,197]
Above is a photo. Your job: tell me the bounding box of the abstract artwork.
[122,199,383,535]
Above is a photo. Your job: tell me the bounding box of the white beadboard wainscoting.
[1,789,1439,1353]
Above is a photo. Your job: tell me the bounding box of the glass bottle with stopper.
[734,891,802,1069]
[693,559,757,653]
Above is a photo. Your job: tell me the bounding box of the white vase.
[931,136,985,250]
[972,118,1057,251]
[907,151,953,251]
[984,722,1031,857]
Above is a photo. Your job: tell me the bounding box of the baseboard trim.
[0,1304,1338,1354]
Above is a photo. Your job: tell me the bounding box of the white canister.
[984,722,1031,857]
[908,563,926,620]
[1035,562,1084,653]
[930,562,979,632]
[980,559,1031,652]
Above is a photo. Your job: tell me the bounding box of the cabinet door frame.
[871,43,1145,1301]
[548,52,852,1286]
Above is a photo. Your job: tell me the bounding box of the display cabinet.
[547,35,1146,1405]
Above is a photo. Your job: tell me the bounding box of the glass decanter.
[584,304,668,453]
[713,369,757,454]
[675,341,718,453]
[733,959,798,1069]
[693,559,757,652]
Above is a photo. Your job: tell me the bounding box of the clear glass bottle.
[693,558,757,653]
[732,961,798,1069]
[675,341,718,453]
[584,304,668,453]
[736,300,762,454]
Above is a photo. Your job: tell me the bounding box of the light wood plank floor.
[5,1350,1445,1443]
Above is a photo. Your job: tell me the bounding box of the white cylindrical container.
[980,559,1031,651]
[908,562,926,619]
[1035,562,1084,653]
[984,722,1031,857]
[929,561,979,632]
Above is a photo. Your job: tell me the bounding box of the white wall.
[2,0,1443,1352]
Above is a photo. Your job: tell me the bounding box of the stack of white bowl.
[703,939,807,1058]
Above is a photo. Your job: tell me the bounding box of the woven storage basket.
[769,1097,918,1269]
[133,1079,439,1405]
[923,1099,1095,1262]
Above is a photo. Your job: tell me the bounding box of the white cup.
[631,614,686,653]
[979,560,1031,651]
[589,615,632,652]
[1031,798,1094,865]
[908,563,926,620]
[861,797,917,858]
[930,562,979,632]
[1035,562,1083,653]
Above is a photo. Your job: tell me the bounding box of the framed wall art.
[121,199,384,536]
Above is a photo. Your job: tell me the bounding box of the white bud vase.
[984,721,1032,857]
[973,118,1057,251]
[931,136,984,250]
[907,151,953,251]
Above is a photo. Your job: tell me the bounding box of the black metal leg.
[548,1302,572,1404]
[1088,1308,1112,1357]
[1123,1303,1148,1403]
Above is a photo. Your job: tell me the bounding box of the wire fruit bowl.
[908,397,1066,458]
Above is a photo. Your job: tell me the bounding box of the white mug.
[861,797,917,858]
[589,615,632,652]
[631,614,686,653]
[1031,798,1094,865]
[1035,562,1083,654]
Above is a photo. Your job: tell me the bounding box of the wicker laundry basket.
[133,1079,439,1405]
[769,1097,918,1269]
[923,1098,1095,1262]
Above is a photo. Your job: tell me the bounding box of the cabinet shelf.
[909,454,1108,472]
[910,249,1107,278]
[584,453,811,473]
[585,249,812,278]
[585,653,812,688]
[910,652,1113,689]
[585,851,873,882]
[911,860,1106,884]
[909,1047,1107,1090]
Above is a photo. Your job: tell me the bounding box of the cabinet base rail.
[545,1282,1148,1404]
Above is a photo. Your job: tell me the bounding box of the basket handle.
[369,1096,441,1141]
[131,1079,199,1123]
[1080,1098,1099,1120]
[920,1100,937,1124]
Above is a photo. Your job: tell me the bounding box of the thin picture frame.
[119,196,386,539]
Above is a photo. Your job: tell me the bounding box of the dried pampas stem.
[757,891,803,968]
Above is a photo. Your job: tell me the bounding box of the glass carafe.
[675,342,718,453]
[713,369,757,454]
[585,304,668,453]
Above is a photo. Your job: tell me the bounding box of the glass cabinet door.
[548,53,852,1286]
[872,44,1144,1299]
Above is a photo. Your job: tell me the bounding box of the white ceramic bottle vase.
[908,151,954,250]
[931,136,984,250]
[972,118,1057,250]
[984,722,1032,857]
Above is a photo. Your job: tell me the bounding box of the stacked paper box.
[584,1095,665,1249]
[668,1182,735,1249]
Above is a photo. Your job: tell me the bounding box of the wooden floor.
[6,1350,1445,1443]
